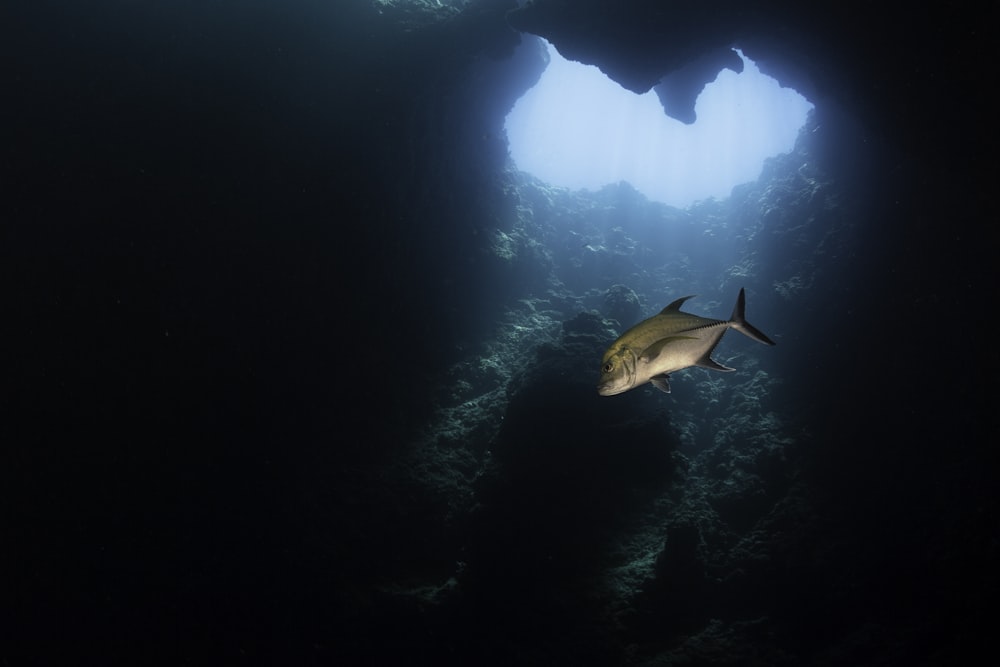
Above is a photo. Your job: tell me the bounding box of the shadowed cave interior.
[2,1,994,665]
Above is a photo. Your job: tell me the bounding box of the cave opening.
[504,39,814,209]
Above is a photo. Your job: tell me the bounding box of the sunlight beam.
[505,41,814,208]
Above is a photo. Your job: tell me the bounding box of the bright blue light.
[505,41,814,208]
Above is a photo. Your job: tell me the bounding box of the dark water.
[3,1,993,665]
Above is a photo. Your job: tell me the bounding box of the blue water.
[2,2,992,665]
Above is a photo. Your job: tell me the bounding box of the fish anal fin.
[696,355,735,372]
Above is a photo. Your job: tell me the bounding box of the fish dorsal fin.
[660,295,697,314]
[650,375,671,393]
[640,335,698,362]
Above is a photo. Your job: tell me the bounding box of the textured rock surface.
[3,1,992,665]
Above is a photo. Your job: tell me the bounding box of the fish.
[597,287,775,396]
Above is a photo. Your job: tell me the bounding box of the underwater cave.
[3,1,993,665]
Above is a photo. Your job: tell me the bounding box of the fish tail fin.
[730,288,776,346]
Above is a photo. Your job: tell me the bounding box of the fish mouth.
[596,383,619,396]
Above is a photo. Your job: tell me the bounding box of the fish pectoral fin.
[650,375,671,393]
[696,355,735,372]
[640,335,698,362]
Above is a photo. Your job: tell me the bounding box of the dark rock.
[602,284,642,327]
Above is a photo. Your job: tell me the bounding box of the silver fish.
[597,288,775,395]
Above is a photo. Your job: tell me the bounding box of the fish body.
[597,287,775,396]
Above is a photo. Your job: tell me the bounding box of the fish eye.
[602,361,614,373]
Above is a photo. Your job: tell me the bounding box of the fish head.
[597,346,637,396]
